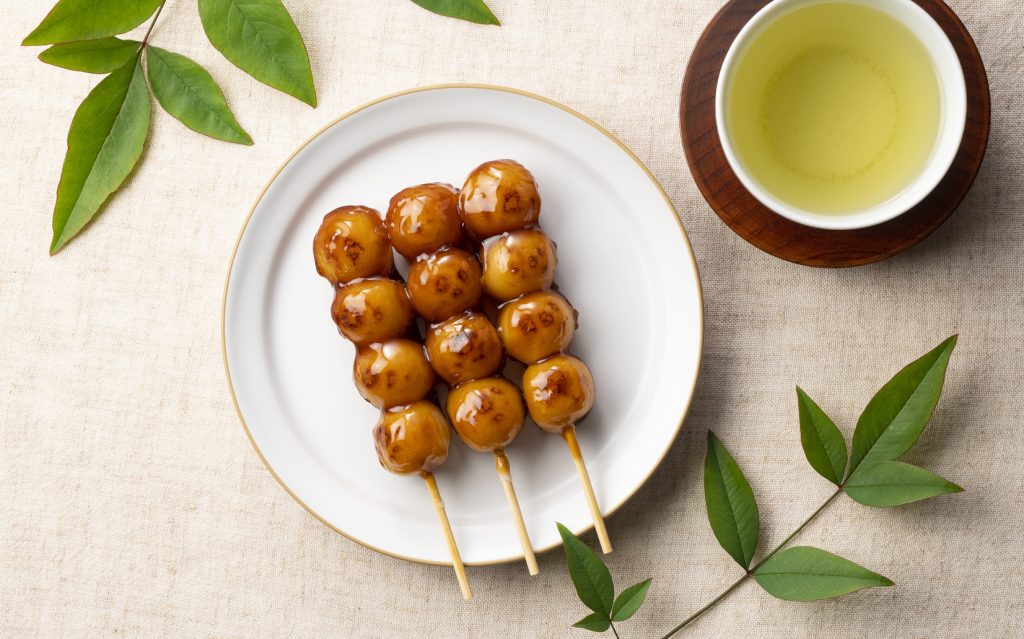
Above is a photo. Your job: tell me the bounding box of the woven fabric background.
[2,1,1022,636]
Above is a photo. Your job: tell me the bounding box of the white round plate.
[223,85,703,566]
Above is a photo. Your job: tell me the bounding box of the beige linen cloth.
[2,1,1022,637]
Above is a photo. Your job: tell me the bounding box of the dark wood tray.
[680,0,990,268]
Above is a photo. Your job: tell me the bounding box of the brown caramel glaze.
[406,247,483,322]
[386,183,463,261]
[331,278,413,347]
[353,338,436,409]
[481,228,557,303]
[522,354,595,433]
[458,160,541,239]
[497,290,577,364]
[425,311,504,386]
[373,401,451,474]
[313,206,393,285]
[446,377,525,453]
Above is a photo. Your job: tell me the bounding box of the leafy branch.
[23,0,498,254]
[561,337,963,637]
[558,524,652,636]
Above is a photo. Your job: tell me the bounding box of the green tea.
[725,2,941,214]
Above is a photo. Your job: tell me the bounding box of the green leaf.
[611,578,652,622]
[557,523,614,616]
[23,0,162,46]
[146,46,252,145]
[51,56,151,254]
[797,387,848,485]
[409,0,500,25]
[753,547,893,601]
[572,612,611,633]
[704,432,759,569]
[198,0,316,106]
[845,461,963,507]
[848,337,957,478]
[39,37,141,73]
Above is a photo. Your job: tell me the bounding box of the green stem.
[609,621,621,639]
[750,488,843,572]
[141,1,167,47]
[661,573,748,638]
[658,488,843,639]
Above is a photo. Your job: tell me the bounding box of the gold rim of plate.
[220,83,706,567]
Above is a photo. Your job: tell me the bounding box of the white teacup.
[716,0,967,230]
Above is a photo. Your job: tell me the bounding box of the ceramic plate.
[223,85,703,565]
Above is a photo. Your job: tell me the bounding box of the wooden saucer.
[680,0,990,268]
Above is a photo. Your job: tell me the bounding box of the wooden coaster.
[680,0,990,268]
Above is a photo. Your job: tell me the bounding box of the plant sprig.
[560,337,963,637]
[24,0,498,254]
[558,523,652,637]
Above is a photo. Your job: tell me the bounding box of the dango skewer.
[313,205,472,598]
[460,160,613,554]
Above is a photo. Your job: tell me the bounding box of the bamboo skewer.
[422,472,472,600]
[561,425,612,554]
[494,449,540,575]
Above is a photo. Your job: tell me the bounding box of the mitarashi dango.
[406,247,483,322]
[482,228,557,302]
[353,339,436,409]
[331,278,413,347]
[446,377,526,452]
[313,206,393,284]
[373,401,451,474]
[522,354,595,433]
[497,291,576,364]
[425,311,503,386]
[312,199,472,594]
[458,160,541,238]
[386,183,462,260]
